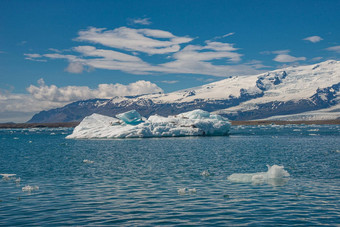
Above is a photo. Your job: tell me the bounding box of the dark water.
[0,125,339,226]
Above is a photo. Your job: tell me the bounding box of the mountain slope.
[28,60,340,123]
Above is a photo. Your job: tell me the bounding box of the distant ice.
[67,109,230,139]
[227,165,290,186]
[177,188,197,195]
[0,174,16,180]
[83,159,94,164]
[22,185,39,192]
[201,170,211,177]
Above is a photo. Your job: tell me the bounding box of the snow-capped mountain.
[28,60,340,123]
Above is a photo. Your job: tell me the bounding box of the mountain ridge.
[28,60,340,123]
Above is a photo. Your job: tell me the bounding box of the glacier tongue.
[66,109,230,139]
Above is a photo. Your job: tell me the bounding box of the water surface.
[0,125,339,225]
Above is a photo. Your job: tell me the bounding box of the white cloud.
[272,50,290,55]
[273,54,306,63]
[130,18,151,25]
[265,50,306,63]
[310,57,323,62]
[223,32,235,38]
[75,27,193,55]
[213,32,235,40]
[171,42,241,62]
[161,80,179,84]
[303,36,323,43]
[326,45,340,53]
[65,62,84,73]
[244,60,271,69]
[27,78,163,102]
[24,53,47,62]
[48,48,62,53]
[73,45,141,62]
[260,50,290,55]
[26,26,265,77]
[0,79,163,122]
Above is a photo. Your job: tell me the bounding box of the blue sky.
[0,0,339,122]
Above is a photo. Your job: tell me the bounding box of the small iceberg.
[22,185,39,192]
[200,170,211,177]
[227,165,290,186]
[83,159,94,164]
[177,188,197,195]
[0,174,16,180]
[67,109,230,139]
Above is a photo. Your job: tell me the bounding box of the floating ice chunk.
[67,109,230,139]
[201,170,210,177]
[15,177,21,184]
[227,165,290,186]
[177,188,187,195]
[83,159,94,164]
[177,187,197,195]
[116,110,143,125]
[0,174,16,180]
[22,185,39,192]
[188,188,197,193]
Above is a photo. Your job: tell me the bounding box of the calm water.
[0,125,339,226]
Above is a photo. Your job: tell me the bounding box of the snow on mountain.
[28,60,340,123]
[214,60,340,114]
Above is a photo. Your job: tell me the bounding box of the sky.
[0,0,339,122]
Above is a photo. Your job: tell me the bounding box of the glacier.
[66,109,230,139]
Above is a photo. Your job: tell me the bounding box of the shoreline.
[0,119,339,129]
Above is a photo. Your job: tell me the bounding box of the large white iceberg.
[66,109,230,139]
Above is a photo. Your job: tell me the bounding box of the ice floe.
[22,185,39,192]
[0,174,16,180]
[227,165,290,186]
[83,159,94,164]
[67,109,230,139]
[177,188,197,195]
[200,170,211,177]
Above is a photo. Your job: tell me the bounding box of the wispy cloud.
[223,32,235,38]
[213,32,235,40]
[129,17,152,25]
[65,62,85,73]
[310,57,323,62]
[17,41,27,46]
[24,53,47,62]
[273,54,306,63]
[25,26,264,77]
[75,27,193,55]
[262,50,306,63]
[326,45,340,53]
[303,36,323,43]
[161,80,179,84]
[48,48,62,53]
